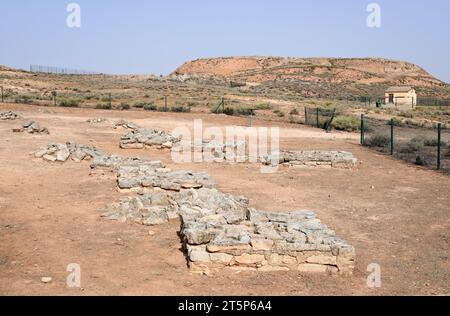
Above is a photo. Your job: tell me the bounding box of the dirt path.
[0,104,449,295]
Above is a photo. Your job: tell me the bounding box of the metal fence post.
[316,108,320,128]
[304,107,308,125]
[109,93,112,108]
[390,118,395,155]
[1,86,3,103]
[248,109,254,127]
[437,123,442,170]
[164,96,168,111]
[361,114,365,145]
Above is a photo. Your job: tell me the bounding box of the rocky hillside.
[172,57,450,99]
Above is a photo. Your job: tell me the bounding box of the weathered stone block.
[298,264,329,273]
[251,239,274,251]
[209,252,234,265]
[234,254,265,265]
[306,254,337,265]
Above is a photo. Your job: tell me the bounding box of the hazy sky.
[0,0,449,82]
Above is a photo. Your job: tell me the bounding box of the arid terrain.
[0,102,449,296]
[173,57,450,99]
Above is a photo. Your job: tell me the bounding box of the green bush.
[143,104,157,111]
[391,117,402,126]
[15,95,33,104]
[409,136,446,148]
[423,138,446,147]
[119,103,130,110]
[95,103,112,110]
[59,98,80,107]
[133,102,145,108]
[254,103,272,110]
[332,116,360,132]
[223,107,235,116]
[400,139,424,154]
[235,107,253,116]
[171,105,191,113]
[277,111,285,118]
[415,155,426,166]
[365,133,390,147]
[158,106,169,112]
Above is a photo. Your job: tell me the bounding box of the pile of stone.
[197,140,248,162]
[114,120,141,130]
[262,151,357,169]
[102,188,355,275]
[33,141,130,168]
[34,142,109,164]
[13,121,49,134]
[117,162,215,191]
[120,127,181,150]
[0,111,20,120]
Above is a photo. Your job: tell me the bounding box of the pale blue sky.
[0,0,449,82]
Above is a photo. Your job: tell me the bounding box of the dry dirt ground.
[0,103,449,296]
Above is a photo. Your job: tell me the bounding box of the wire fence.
[304,107,336,131]
[416,97,450,107]
[356,95,450,108]
[29,65,100,75]
[361,115,450,174]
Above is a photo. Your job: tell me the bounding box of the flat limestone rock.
[262,151,357,169]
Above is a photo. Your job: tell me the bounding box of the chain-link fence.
[30,65,100,75]
[362,115,450,174]
[442,128,450,172]
[304,107,336,131]
[417,97,450,107]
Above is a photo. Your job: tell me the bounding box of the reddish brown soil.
[0,103,449,296]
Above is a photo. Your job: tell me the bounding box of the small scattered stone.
[41,277,52,284]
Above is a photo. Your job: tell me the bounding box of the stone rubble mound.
[33,141,137,168]
[0,111,20,120]
[114,120,141,131]
[119,123,180,150]
[262,151,357,169]
[103,188,355,275]
[13,121,49,134]
[117,162,215,191]
[33,142,214,192]
[195,140,248,162]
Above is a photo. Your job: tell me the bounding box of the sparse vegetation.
[365,133,390,147]
[409,136,447,148]
[400,139,424,154]
[254,103,272,110]
[289,108,299,116]
[399,111,414,119]
[59,98,81,107]
[14,95,33,104]
[332,115,360,132]
[222,107,235,116]
[235,107,253,116]
[119,103,131,110]
[95,103,112,110]
[133,102,145,108]
[143,104,157,111]
[171,105,191,113]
